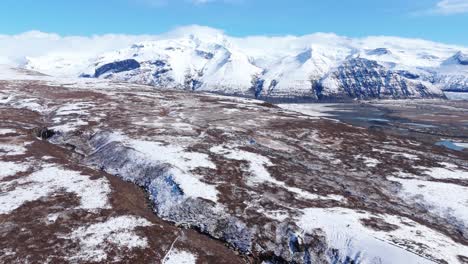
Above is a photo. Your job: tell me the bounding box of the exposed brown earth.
[0,108,244,263]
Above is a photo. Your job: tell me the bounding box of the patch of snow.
[444,92,468,100]
[355,155,380,168]
[127,139,215,169]
[13,98,48,113]
[0,248,16,258]
[0,161,29,180]
[163,249,197,264]
[211,145,272,184]
[55,102,93,116]
[297,207,468,264]
[172,170,218,202]
[277,103,340,118]
[47,213,60,223]
[0,65,47,80]
[211,145,344,202]
[0,142,30,156]
[125,138,219,202]
[453,142,468,148]
[389,176,468,225]
[423,165,468,180]
[50,119,89,133]
[398,153,420,160]
[67,215,152,262]
[0,165,111,214]
[259,209,290,222]
[169,122,195,132]
[439,162,458,169]
[372,148,420,160]
[0,129,16,135]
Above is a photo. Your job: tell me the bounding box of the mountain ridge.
[22,26,468,100]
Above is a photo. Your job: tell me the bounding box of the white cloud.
[1,24,466,71]
[428,0,468,15]
[0,31,159,65]
[0,25,227,66]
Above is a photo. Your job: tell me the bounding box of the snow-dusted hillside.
[24,26,468,100]
[2,66,468,264]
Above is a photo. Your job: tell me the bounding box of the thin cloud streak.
[415,0,468,15]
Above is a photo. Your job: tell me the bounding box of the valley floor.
[0,70,467,263]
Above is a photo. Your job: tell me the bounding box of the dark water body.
[324,104,395,128]
[308,102,468,151]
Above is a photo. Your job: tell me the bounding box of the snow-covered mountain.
[24,26,468,100]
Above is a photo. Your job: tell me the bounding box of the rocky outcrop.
[32,127,56,140]
[94,59,141,78]
[319,58,442,99]
[435,74,468,92]
[87,55,449,101]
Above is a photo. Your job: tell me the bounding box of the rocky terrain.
[1,66,468,263]
[23,26,468,100]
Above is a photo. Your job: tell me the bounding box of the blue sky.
[1,0,468,45]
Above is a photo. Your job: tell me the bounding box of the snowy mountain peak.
[163,25,228,46]
[366,48,392,56]
[443,51,468,66]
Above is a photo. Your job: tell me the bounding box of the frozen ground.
[277,103,343,118]
[0,68,467,263]
[67,215,153,262]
